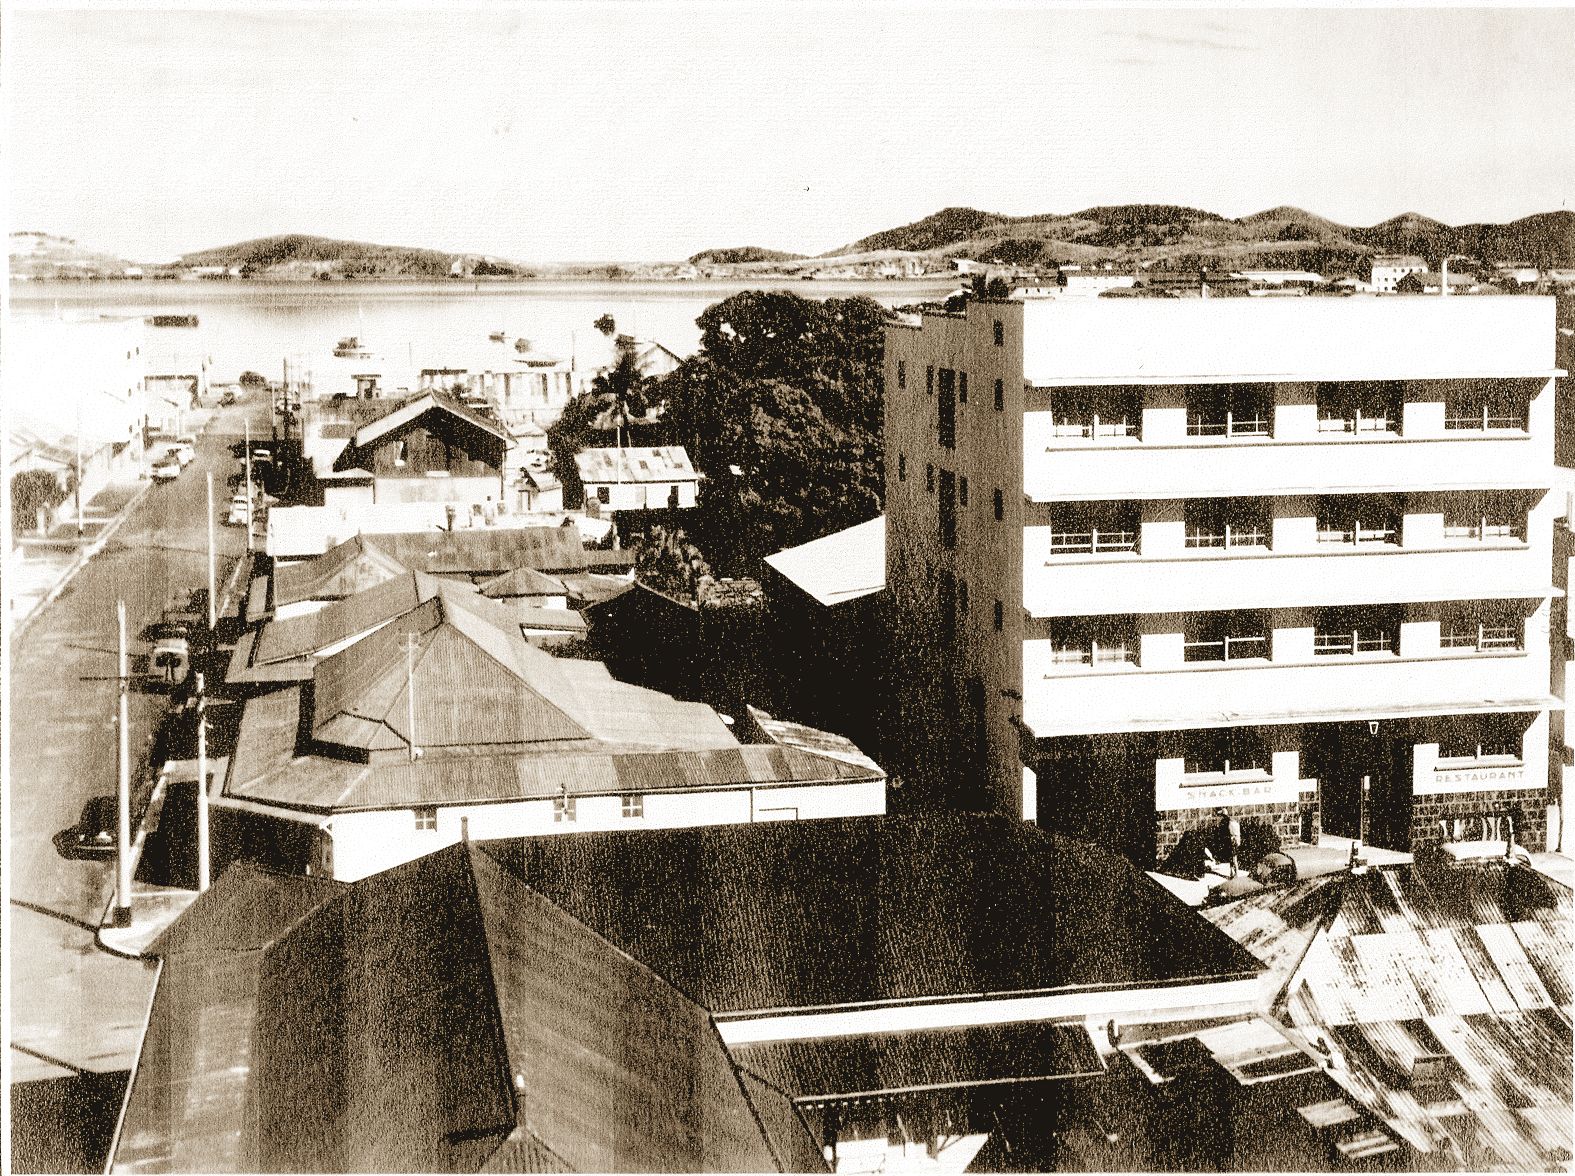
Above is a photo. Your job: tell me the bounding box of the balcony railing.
[1187,413,1270,438]
[1443,519,1521,542]
[1051,417,1137,439]
[1049,643,1134,666]
[1441,624,1521,651]
[1182,634,1269,662]
[1445,406,1526,431]
[1317,410,1396,434]
[1185,525,1268,549]
[1313,630,1396,656]
[1048,528,1138,554]
[1316,523,1398,545]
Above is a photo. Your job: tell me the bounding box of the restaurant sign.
[1418,764,1530,795]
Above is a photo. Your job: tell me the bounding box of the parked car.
[225,497,251,526]
[53,796,119,860]
[173,435,198,466]
[150,453,183,482]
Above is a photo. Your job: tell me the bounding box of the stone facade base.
[1410,787,1548,853]
[1155,800,1311,863]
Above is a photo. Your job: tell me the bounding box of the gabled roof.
[480,814,1262,1017]
[763,516,885,607]
[114,847,826,1173]
[1207,862,1573,1169]
[252,570,453,667]
[310,594,593,754]
[346,389,511,450]
[574,445,698,485]
[273,534,412,608]
[478,566,567,599]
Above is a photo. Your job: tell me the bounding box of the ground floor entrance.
[1305,722,1413,852]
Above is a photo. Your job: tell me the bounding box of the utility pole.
[245,416,254,548]
[74,400,84,537]
[114,601,132,927]
[195,672,210,892]
[401,632,421,763]
[206,472,217,631]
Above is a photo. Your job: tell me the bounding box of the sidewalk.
[7,403,223,634]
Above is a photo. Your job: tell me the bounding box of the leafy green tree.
[634,525,712,599]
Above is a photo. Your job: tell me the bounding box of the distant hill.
[815,204,1575,271]
[688,246,806,265]
[9,231,138,278]
[176,234,525,279]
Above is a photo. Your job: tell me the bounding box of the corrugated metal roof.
[478,566,567,599]
[732,1022,1103,1102]
[479,815,1263,1016]
[1214,863,1574,1170]
[253,571,443,665]
[763,516,886,608]
[114,866,348,1175]
[117,846,818,1174]
[348,390,511,450]
[273,534,411,607]
[746,706,884,774]
[573,445,698,486]
[366,527,588,575]
[469,848,812,1173]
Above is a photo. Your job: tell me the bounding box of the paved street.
[8,399,267,1083]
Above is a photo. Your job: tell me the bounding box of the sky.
[6,2,1574,263]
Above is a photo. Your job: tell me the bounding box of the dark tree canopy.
[661,290,887,572]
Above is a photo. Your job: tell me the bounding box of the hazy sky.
[7,2,1573,263]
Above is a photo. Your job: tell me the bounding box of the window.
[1444,493,1524,543]
[1317,381,1402,435]
[1184,729,1269,777]
[1317,494,1401,546]
[621,794,644,818]
[938,368,956,449]
[394,438,410,467]
[1185,499,1270,550]
[1049,616,1137,666]
[939,470,956,549]
[1184,611,1270,663]
[596,485,611,505]
[1441,603,1524,652]
[994,600,1004,631]
[553,795,576,823]
[993,488,1004,521]
[413,806,438,831]
[1438,715,1524,763]
[1313,607,1400,656]
[993,320,1005,346]
[959,373,969,404]
[1445,387,1525,432]
[897,359,907,391]
[926,366,935,395]
[1052,390,1140,439]
[959,476,969,507]
[926,463,934,493]
[994,379,1004,411]
[898,453,907,481]
[1187,386,1271,438]
[1048,501,1140,554]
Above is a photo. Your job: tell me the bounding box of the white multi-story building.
[1365,254,1428,293]
[885,294,1563,864]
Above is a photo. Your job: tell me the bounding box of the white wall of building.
[306,777,886,881]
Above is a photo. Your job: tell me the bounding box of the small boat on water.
[333,335,371,358]
[489,330,507,343]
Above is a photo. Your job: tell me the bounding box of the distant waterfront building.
[883,293,1563,865]
[1056,266,1139,296]
[1363,254,1428,293]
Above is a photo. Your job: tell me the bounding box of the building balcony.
[1020,641,1555,739]
[1022,424,1551,502]
[1023,540,1554,617]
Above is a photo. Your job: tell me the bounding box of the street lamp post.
[1440,254,1471,298]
